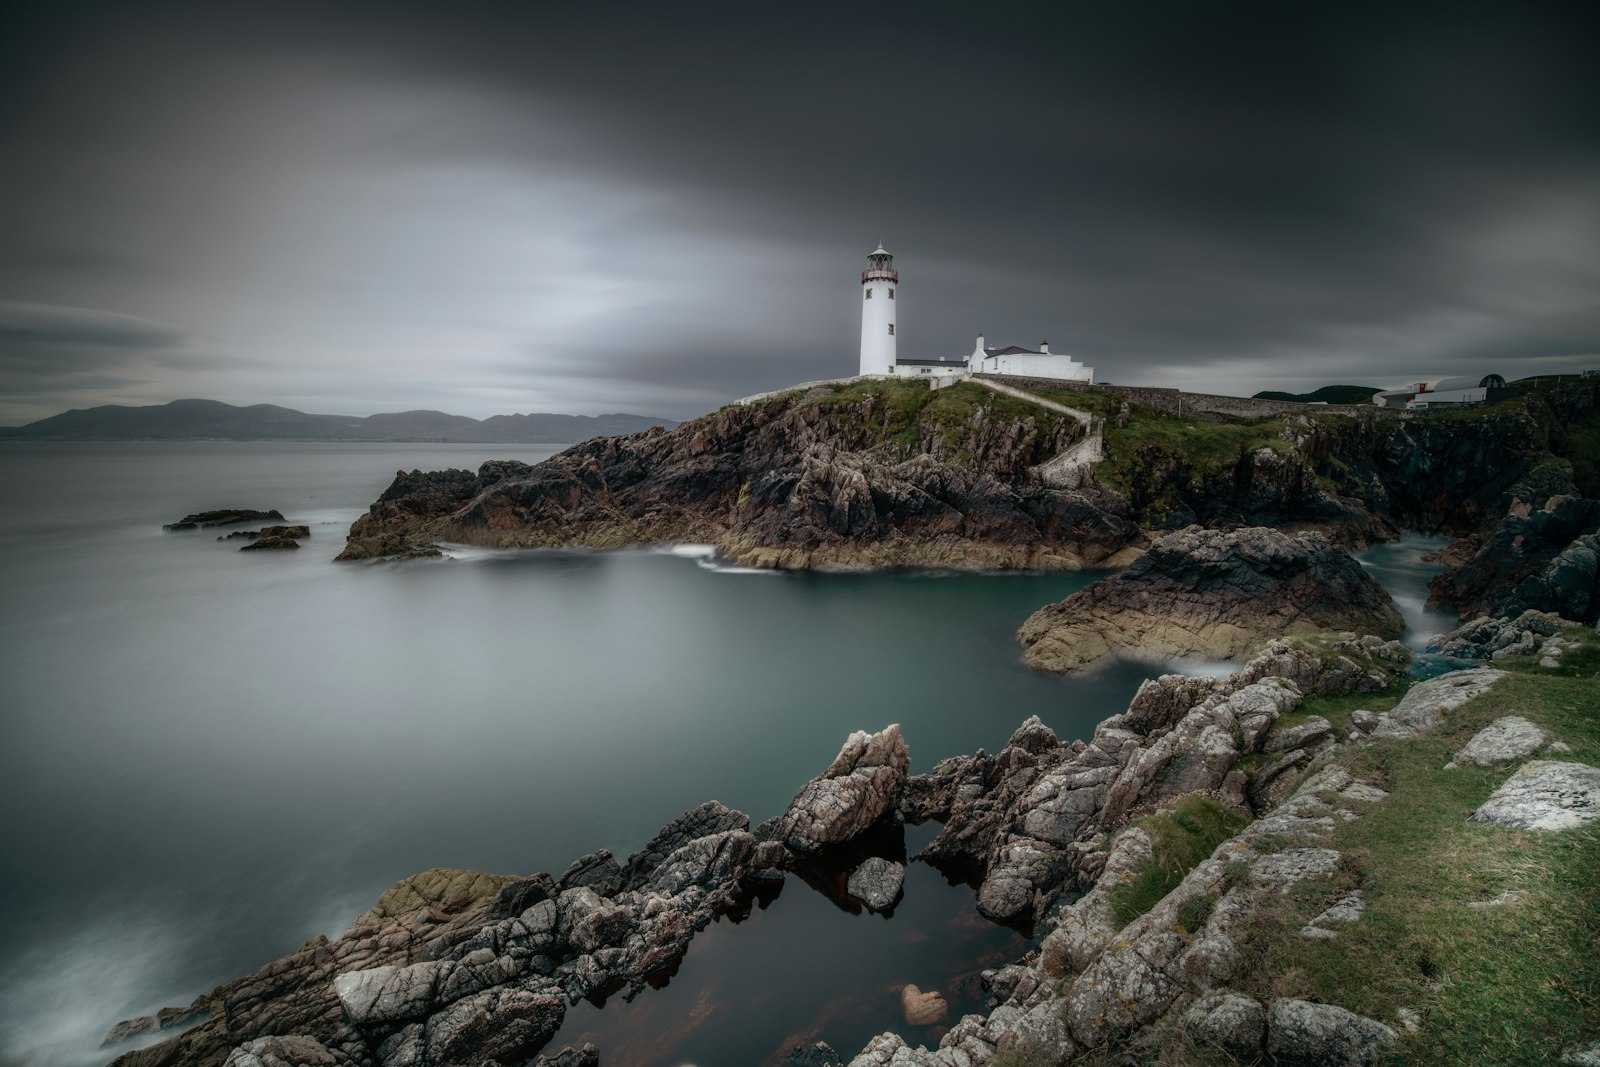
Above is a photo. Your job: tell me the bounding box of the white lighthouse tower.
[858,244,898,375]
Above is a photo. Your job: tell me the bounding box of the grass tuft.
[1110,796,1250,927]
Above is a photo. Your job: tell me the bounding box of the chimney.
[1040,340,1050,354]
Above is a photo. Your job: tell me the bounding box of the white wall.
[975,353,1094,382]
[859,279,897,375]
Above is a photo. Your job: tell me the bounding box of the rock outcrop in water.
[165,509,286,531]
[337,382,1142,572]
[104,729,913,1067]
[1015,527,1404,674]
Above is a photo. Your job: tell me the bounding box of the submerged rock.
[1017,527,1403,673]
[846,857,905,910]
[900,984,948,1026]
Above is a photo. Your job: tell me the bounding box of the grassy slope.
[1224,632,1600,1065]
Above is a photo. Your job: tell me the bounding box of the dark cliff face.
[339,378,1600,619]
[339,381,1142,570]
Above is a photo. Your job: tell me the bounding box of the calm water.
[0,443,1449,1067]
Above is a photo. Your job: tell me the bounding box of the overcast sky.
[1,1,1596,424]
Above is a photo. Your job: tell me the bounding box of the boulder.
[774,725,910,852]
[1182,992,1266,1059]
[222,1035,345,1067]
[1266,998,1398,1067]
[846,857,905,910]
[1469,761,1600,830]
[1018,527,1403,673]
[1449,716,1550,767]
[1370,668,1506,739]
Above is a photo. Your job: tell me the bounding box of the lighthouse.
[859,244,897,375]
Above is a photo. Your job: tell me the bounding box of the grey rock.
[1372,668,1506,738]
[334,961,445,1025]
[787,1042,844,1067]
[223,1035,345,1067]
[1248,848,1342,890]
[1349,709,1380,734]
[556,848,625,896]
[1470,760,1600,830]
[775,725,910,852]
[1301,891,1364,938]
[421,987,565,1067]
[1452,716,1550,767]
[1339,782,1389,803]
[1562,1039,1600,1066]
[1265,716,1334,754]
[846,857,905,910]
[1266,998,1398,1067]
[621,800,749,888]
[102,1015,160,1046]
[1182,992,1266,1059]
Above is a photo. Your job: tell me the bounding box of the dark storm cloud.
[0,1,1596,423]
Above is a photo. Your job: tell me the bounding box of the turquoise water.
[0,443,1448,1067]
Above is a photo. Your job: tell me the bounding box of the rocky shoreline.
[104,612,1597,1067]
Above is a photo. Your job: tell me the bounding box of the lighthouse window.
[864,288,873,299]
[888,289,895,299]
[887,324,895,335]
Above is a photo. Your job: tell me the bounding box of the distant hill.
[0,399,677,442]
[1251,385,1381,405]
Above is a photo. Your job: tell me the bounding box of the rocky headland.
[334,376,1600,627]
[101,617,1600,1066]
[1015,526,1404,673]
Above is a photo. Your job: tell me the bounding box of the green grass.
[1109,796,1251,927]
[1224,649,1600,1065]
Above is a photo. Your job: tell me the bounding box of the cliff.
[338,376,1600,622]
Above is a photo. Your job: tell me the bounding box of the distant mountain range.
[0,399,678,442]
[1251,385,1381,404]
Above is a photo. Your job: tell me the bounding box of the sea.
[0,442,1453,1067]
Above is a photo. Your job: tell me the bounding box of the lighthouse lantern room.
[858,244,898,375]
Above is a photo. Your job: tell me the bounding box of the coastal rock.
[222,1035,347,1066]
[338,384,1144,570]
[1449,716,1550,767]
[347,868,515,931]
[1182,992,1267,1059]
[847,857,905,910]
[1429,609,1572,660]
[165,508,286,530]
[1017,527,1403,673]
[1469,761,1600,830]
[773,725,910,853]
[1370,667,1506,739]
[240,534,302,550]
[227,525,311,541]
[1265,998,1398,1067]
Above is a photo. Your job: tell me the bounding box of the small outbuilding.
[1372,374,1506,410]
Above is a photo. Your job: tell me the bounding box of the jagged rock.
[787,1041,844,1066]
[1448,716,1551,767]
[1040,826,1153,978]
[334,960,447,1024]
[557,849,626,896]
[228,525,311,540]
[165,508,286,530]
[901,984,949,1026]
[1349,709,1380,734]
[1266,998,1398,1067]
[103,1015,159,1046]
[1018,527,1403,673]
[1371,668,1506,739]
[847,857,905,910]
[621,800,749,888]
[420,987,565,1066]
[1469,760,1600,830]
[347,868,515,931]
[534,1044,600,1067]
[222,1035,346,1066]
[1182,992,1267,1059]
[775,725,910,852]
[1264,716,1333,754]
[1429,609,1573,659]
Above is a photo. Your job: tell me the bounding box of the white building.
[858,246,1094,384]
[1372,374,1506,410]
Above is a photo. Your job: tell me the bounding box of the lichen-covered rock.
[1018,527,1403,673]
[775,725,910,852]
[1470,760,1600,830]
[222,1035,347,1067]
[847,857,905,910]
[1370,668,1506,739]
[1266,998,1398,1067]
[1182,992,1266,1059]
[347,868,515,931]
[1448,716,1550,767]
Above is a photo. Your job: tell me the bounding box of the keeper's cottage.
[857,245,1094,384]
